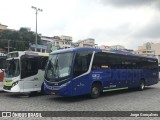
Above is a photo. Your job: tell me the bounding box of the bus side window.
[92,53,125,69]
[92,52,109,70]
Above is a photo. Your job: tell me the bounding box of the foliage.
[0,27,41,52]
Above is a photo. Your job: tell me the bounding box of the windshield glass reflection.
[5,59,20,78]
[45,52,73,82]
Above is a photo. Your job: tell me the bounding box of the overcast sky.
[0,0,160,50]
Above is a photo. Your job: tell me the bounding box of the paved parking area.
[0,83,160,119]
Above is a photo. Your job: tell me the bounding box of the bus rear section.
[3,51,48,94]
[0,70,4,90]
[44,48,159,98]
[0,55,6,90]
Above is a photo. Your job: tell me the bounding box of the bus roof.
[25,51,49,56]
[106,49,157,60]
[50,47,101,54]
[7,51,49,58]
[50,47,157,60]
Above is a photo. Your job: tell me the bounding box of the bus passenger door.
[33,57,48,91]
[21,57,39,92]
[33,70,44,91]
[22,76,35,92]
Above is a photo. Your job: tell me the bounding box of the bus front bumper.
[3,85,21,93]
[44,82,72,96]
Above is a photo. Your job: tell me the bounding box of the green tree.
[0,27,41,52]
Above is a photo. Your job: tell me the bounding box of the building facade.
[73,38,96,48]
[41,35,73,52]
[134,49,155,56]
[30,44,47,53]
[0,24,7,30]
[52,35,72,49]
[99,45,126,50]
[109,45,125,50]
[136,42,160,64]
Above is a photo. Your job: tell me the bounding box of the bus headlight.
[12,81,19,87]
[60,81,71,87]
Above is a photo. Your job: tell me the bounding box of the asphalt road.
[0,83,160,120]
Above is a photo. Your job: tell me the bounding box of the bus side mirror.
[0,69,4,72]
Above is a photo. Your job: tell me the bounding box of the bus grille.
[3,86,12,90]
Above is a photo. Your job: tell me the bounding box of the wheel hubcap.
[92,87,99,95]
[141,82,144,89]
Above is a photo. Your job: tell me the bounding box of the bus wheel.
[139,80,145,91]
[41,83,45,95]
[28,91,37,97]
[90,83,101,99]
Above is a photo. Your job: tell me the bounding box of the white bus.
[3,51,48,95]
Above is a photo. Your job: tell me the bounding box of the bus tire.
[90,83,101,99]
[28,91,37,97]
[41,83,45,95]
[139,80,145,91]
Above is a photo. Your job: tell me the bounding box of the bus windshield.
[5,59,20,78]
[45,52,73,82]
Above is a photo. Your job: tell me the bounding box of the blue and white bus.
[44,47,159,98]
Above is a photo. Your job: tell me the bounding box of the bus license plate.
[50,91,56,95]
